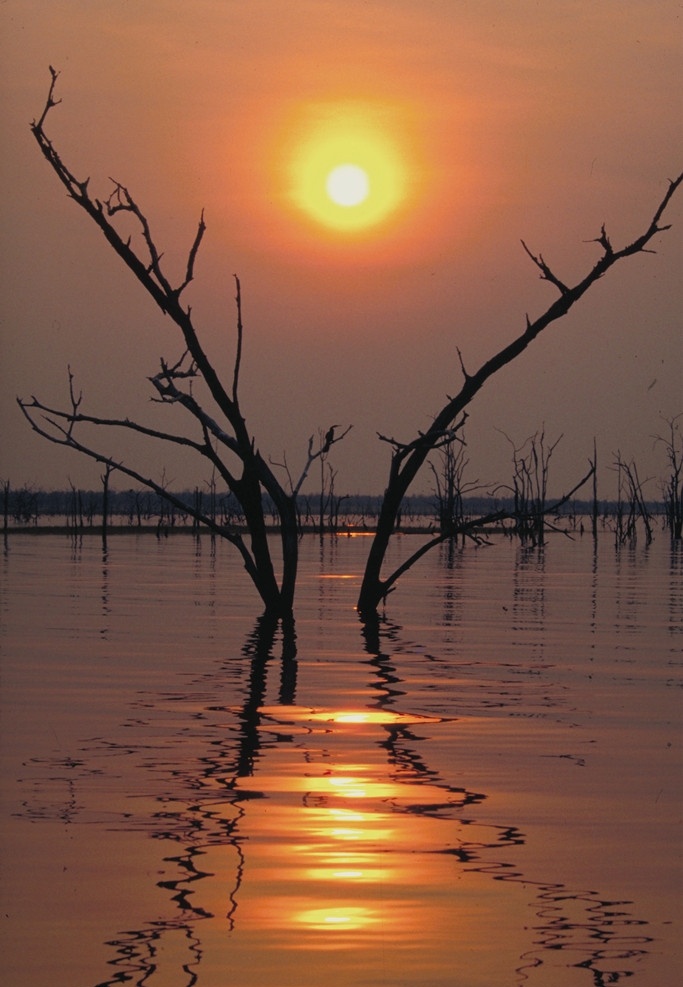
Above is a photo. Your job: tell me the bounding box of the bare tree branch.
[520,240,570,295]
[27,70,309,615]
[178,210,206,296]
[376,463,596,604]
[35,65,62,131]
[232,275,243,403]
[290,424,352,496]
[358,171,682,615]
[18,395,205,455]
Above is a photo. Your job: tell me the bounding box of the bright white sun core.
[325,164,370,207]
[284,102,413,232]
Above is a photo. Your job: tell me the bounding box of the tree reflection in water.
[70,608,651,986]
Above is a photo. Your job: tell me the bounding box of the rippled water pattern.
[1,533,681,986]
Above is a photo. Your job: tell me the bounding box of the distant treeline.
[1,483,671,530]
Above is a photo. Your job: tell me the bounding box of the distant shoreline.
[2,519,613,539]
[3,523,438,537]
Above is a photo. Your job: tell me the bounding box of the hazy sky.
[1,1,681,498]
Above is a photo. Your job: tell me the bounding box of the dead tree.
[18,70,682,620]
[101,463,113,550]
[611,453,654,545]
[19,68,348,620]
[654,414,682,540]
[428,427,481,538]
[591,438,599,540]
[492,427,564,546]
[357,172,682,616]
[316,425,352,533]
[2,480,10,536]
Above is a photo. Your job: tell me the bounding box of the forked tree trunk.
[21,69,683,622]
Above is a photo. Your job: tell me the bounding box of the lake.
[0,531,680,986]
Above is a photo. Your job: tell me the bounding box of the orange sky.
[1,1,681,495]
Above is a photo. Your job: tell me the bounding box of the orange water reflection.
[206,704,475,951]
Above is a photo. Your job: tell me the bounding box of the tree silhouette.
[356,172,682,615]
[19,69,682,620]
[19,68,350,620]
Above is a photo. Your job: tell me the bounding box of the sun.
[326,164,370,207]
[285,102,410,234]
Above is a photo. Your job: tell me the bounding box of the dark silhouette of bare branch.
[357,171,682,616]
[19,69,681,621]
[20,69,354,619]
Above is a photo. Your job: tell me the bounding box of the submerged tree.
[356,173,682,614]
[655,413,683,540]
[428,425,480,538]
[19,68,349,620]
[492,427,565,547]
[19,69,682,620]
[611,453,654,546]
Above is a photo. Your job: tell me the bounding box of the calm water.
[0,532,681,987]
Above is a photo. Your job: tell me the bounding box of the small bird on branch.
[322,425,338,454]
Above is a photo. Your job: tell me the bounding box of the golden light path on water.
[210,705,462,947]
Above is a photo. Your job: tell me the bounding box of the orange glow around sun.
[284,101,413,234]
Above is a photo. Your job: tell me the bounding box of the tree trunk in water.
[101,468,110,551]
[278,497,299,618]
[357,482,408,617]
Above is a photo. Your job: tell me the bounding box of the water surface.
[1,533,680,986]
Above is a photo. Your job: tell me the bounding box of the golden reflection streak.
[258,704,444,726]
[295,906,379,932]
[228,705,463,944]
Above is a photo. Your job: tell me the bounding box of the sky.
[1,0,681,500]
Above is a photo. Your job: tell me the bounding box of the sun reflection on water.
[295,905,378,931]
[218,703,478,952]
[259,704,445,726]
